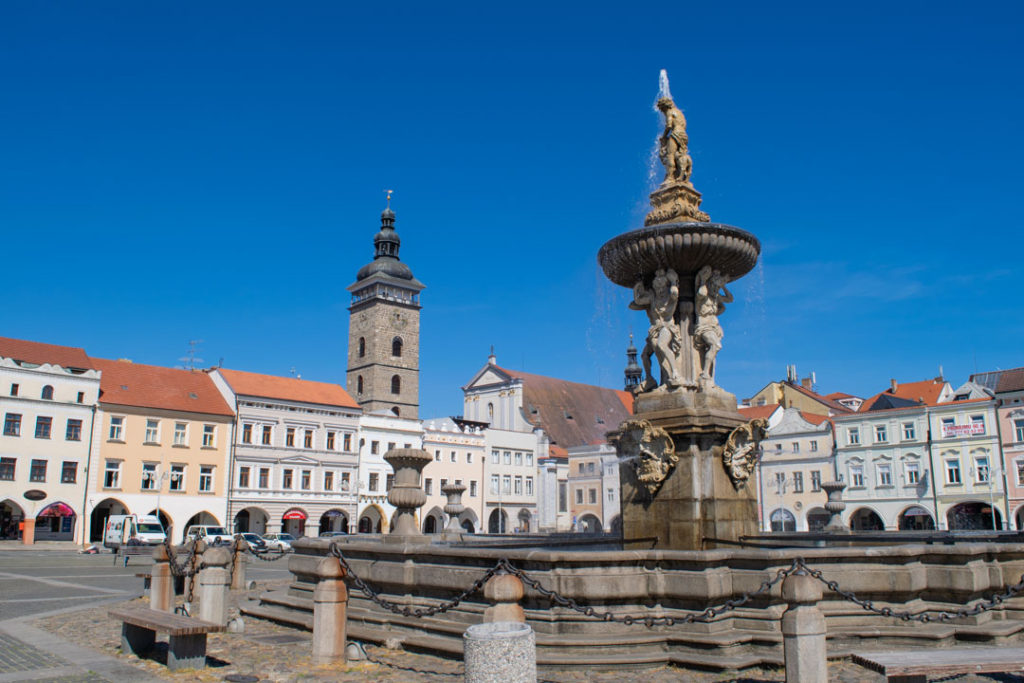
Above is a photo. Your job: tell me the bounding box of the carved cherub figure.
[657,97,693,186]
[694,266,733,384]
[630,268,681,390]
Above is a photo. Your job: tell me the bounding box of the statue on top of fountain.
[657,97,693,187]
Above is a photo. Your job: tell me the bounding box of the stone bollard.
[230,537,248,590]
[464,621,536,683]
[199,546,232,626]
[483,572,525,623]
[150,544,174,613]
[312,555,349,664]
[781,570,827,683]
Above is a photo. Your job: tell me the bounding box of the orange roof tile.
[786,382,853,414]
[739,404,780,420]
[823,391,856,400]
[218,368,358,409]
[0,336,94,370]
[858,378,948,412]
[800,411,832,425]
[94,358,233,416]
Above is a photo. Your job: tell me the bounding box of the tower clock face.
[394,312,407,329]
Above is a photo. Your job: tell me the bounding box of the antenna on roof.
[290,367,297,377]
[177,339,204,370]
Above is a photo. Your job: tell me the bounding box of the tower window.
[391,375,401,394]
[392,337,403,357]
[357,376,364,394]
[358,337,366,358]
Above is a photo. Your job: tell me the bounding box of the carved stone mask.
[617,419,678,498]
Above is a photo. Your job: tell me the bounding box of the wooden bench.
[114,544,156,567]
[852,646,1024,682]
[109,606,224,671]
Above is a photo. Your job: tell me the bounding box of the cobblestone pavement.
[23,575,1024,682]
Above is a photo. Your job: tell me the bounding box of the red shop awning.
[282,509,307,520]
[38,502,74,517]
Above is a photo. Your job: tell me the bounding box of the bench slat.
[109,607,224,636]
[852,647,1024,676]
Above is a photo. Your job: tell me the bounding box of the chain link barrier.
[246,546,290,562]
[325,544,1024,628]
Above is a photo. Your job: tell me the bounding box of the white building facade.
[421,417,486,533]
[355,411,423,533]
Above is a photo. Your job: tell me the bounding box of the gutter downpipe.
[80,402,98,547]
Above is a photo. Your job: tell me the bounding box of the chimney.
[889,379,898,393]
[801,376,813,390]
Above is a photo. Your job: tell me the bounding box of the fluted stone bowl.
[598,222,760,287]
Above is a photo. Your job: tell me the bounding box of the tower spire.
[624,333,643,391]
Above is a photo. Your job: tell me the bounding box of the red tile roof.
[858,378,948,412]
[800,411,832,425]
[495,366,633,449]
[739,404,780,420]
[786,382,853,414]
[217,368,358,409]
[0,336,94,370]
[94,358,233,416]
[823,391,856,400]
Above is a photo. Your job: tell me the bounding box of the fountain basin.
[598,222,760,287]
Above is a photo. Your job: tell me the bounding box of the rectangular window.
[811,470,821,492]
[371,440,379,455]
[971,415,986,434]
[4,413,21,436]
[575,488,583,504]
[975,456,990,483]
[238,466,250,488]
[491,450,499,464]
[875,425,888,442]
[792,442,800,453]
[502,475,511,494]
[202,424,215,447]
[526,453,534,467]
[9,383,18,396]
[434,450,441,461]
[109,416,124,440]
[774,471,786,493]
[104,460,121,488]
[258,467,269,488]
[262,425,272,445]
[386,473,394,491]
[368,472,379,491]
[341,471,351,490]
[588,488,597,504]
[903,422,916,440]
[467,452,473,464]
[810,440,818,452]
[326,432,335,450]
[145,419,159,443]
[607,487,614,502]
[946,458,961,485]
[525,477,533,496]
[793,471,804,492]
[850,465,864,488]
[514,476,523,495]
[848,427,860,445]
[324,471,334,491]
[77,391,84,403]
[514,452,523,466]
[300,470,310,490]
[906,462,920,484]
[1014,419,1024,443]
[490,475,499,494]
[558,482,567,512]
[388,442,396,452]
[578,462,585,474]
[0,457,14,480]
[174,422,187,446]
[35,416,52,439]
[286,428,295,447]
[1017,460,1024,487]
[141,463,157,489]
[470,480,478,497]
[304,429,313,449]
[504,451,511,465]
[878,463,892,486]
[587,462,595,474]
[29,459,47,482]
[65,419,82,441]
[451,451,457,463]
[425,478,433,495]
[441,478,448,490]
[242,423,253,444]
[283,469,294,489]
[199,466,213,492]
[60,461,77,483]
[775,443,783,453]
[169,464,185,491]
[343,433,352,451]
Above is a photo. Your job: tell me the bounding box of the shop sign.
[941,423,985,438]
[23,490,46,501]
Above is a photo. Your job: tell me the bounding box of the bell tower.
[346,203,425,418]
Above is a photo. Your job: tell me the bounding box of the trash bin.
[463,621,536,683]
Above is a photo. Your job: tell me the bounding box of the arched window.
[357,376,364,394]
[41,385,54,400]
[358,337,366,358]
[391,406,401,417]
[391,375,401,394]
[392,337,403,357]
[487,402,494,420]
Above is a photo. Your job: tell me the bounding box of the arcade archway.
[488,508,508,534]
[849,507,884,531]
[319,509,349,535]
[947,501,1001,530]
[898,506,936,531]
[89,497,129,542]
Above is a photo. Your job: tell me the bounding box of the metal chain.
[801,560,1024,623]
[329,543,501,618]
[247,547,290,562]
[162,536,199,578]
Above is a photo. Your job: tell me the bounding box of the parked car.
[236,532,267,553]
[261,532,295,552]
[319,531,347,538]
[184,525,230,546]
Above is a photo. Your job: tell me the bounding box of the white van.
[184,524,229,546]
[103,514,166,550]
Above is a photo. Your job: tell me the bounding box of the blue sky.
[2,2,1022,417]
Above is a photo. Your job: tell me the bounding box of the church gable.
[463,365,513,391]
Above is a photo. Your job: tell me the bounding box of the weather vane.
[385,189,393,208]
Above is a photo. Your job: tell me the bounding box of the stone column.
[464,621,536,683]
[199,546,231,626]
[150,544,174,613]
[441,482,466,535]
[781,570,827,683]
[821,481,848,533]
[230,537,248,590]
[484,572,525,623]
[384,447,433,537]
[312,555,349,664]
[21,518,35,545]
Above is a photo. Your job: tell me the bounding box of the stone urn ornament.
[384,447,433,536]
[441,482,467,534]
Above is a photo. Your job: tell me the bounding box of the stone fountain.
[599,71,767,551]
